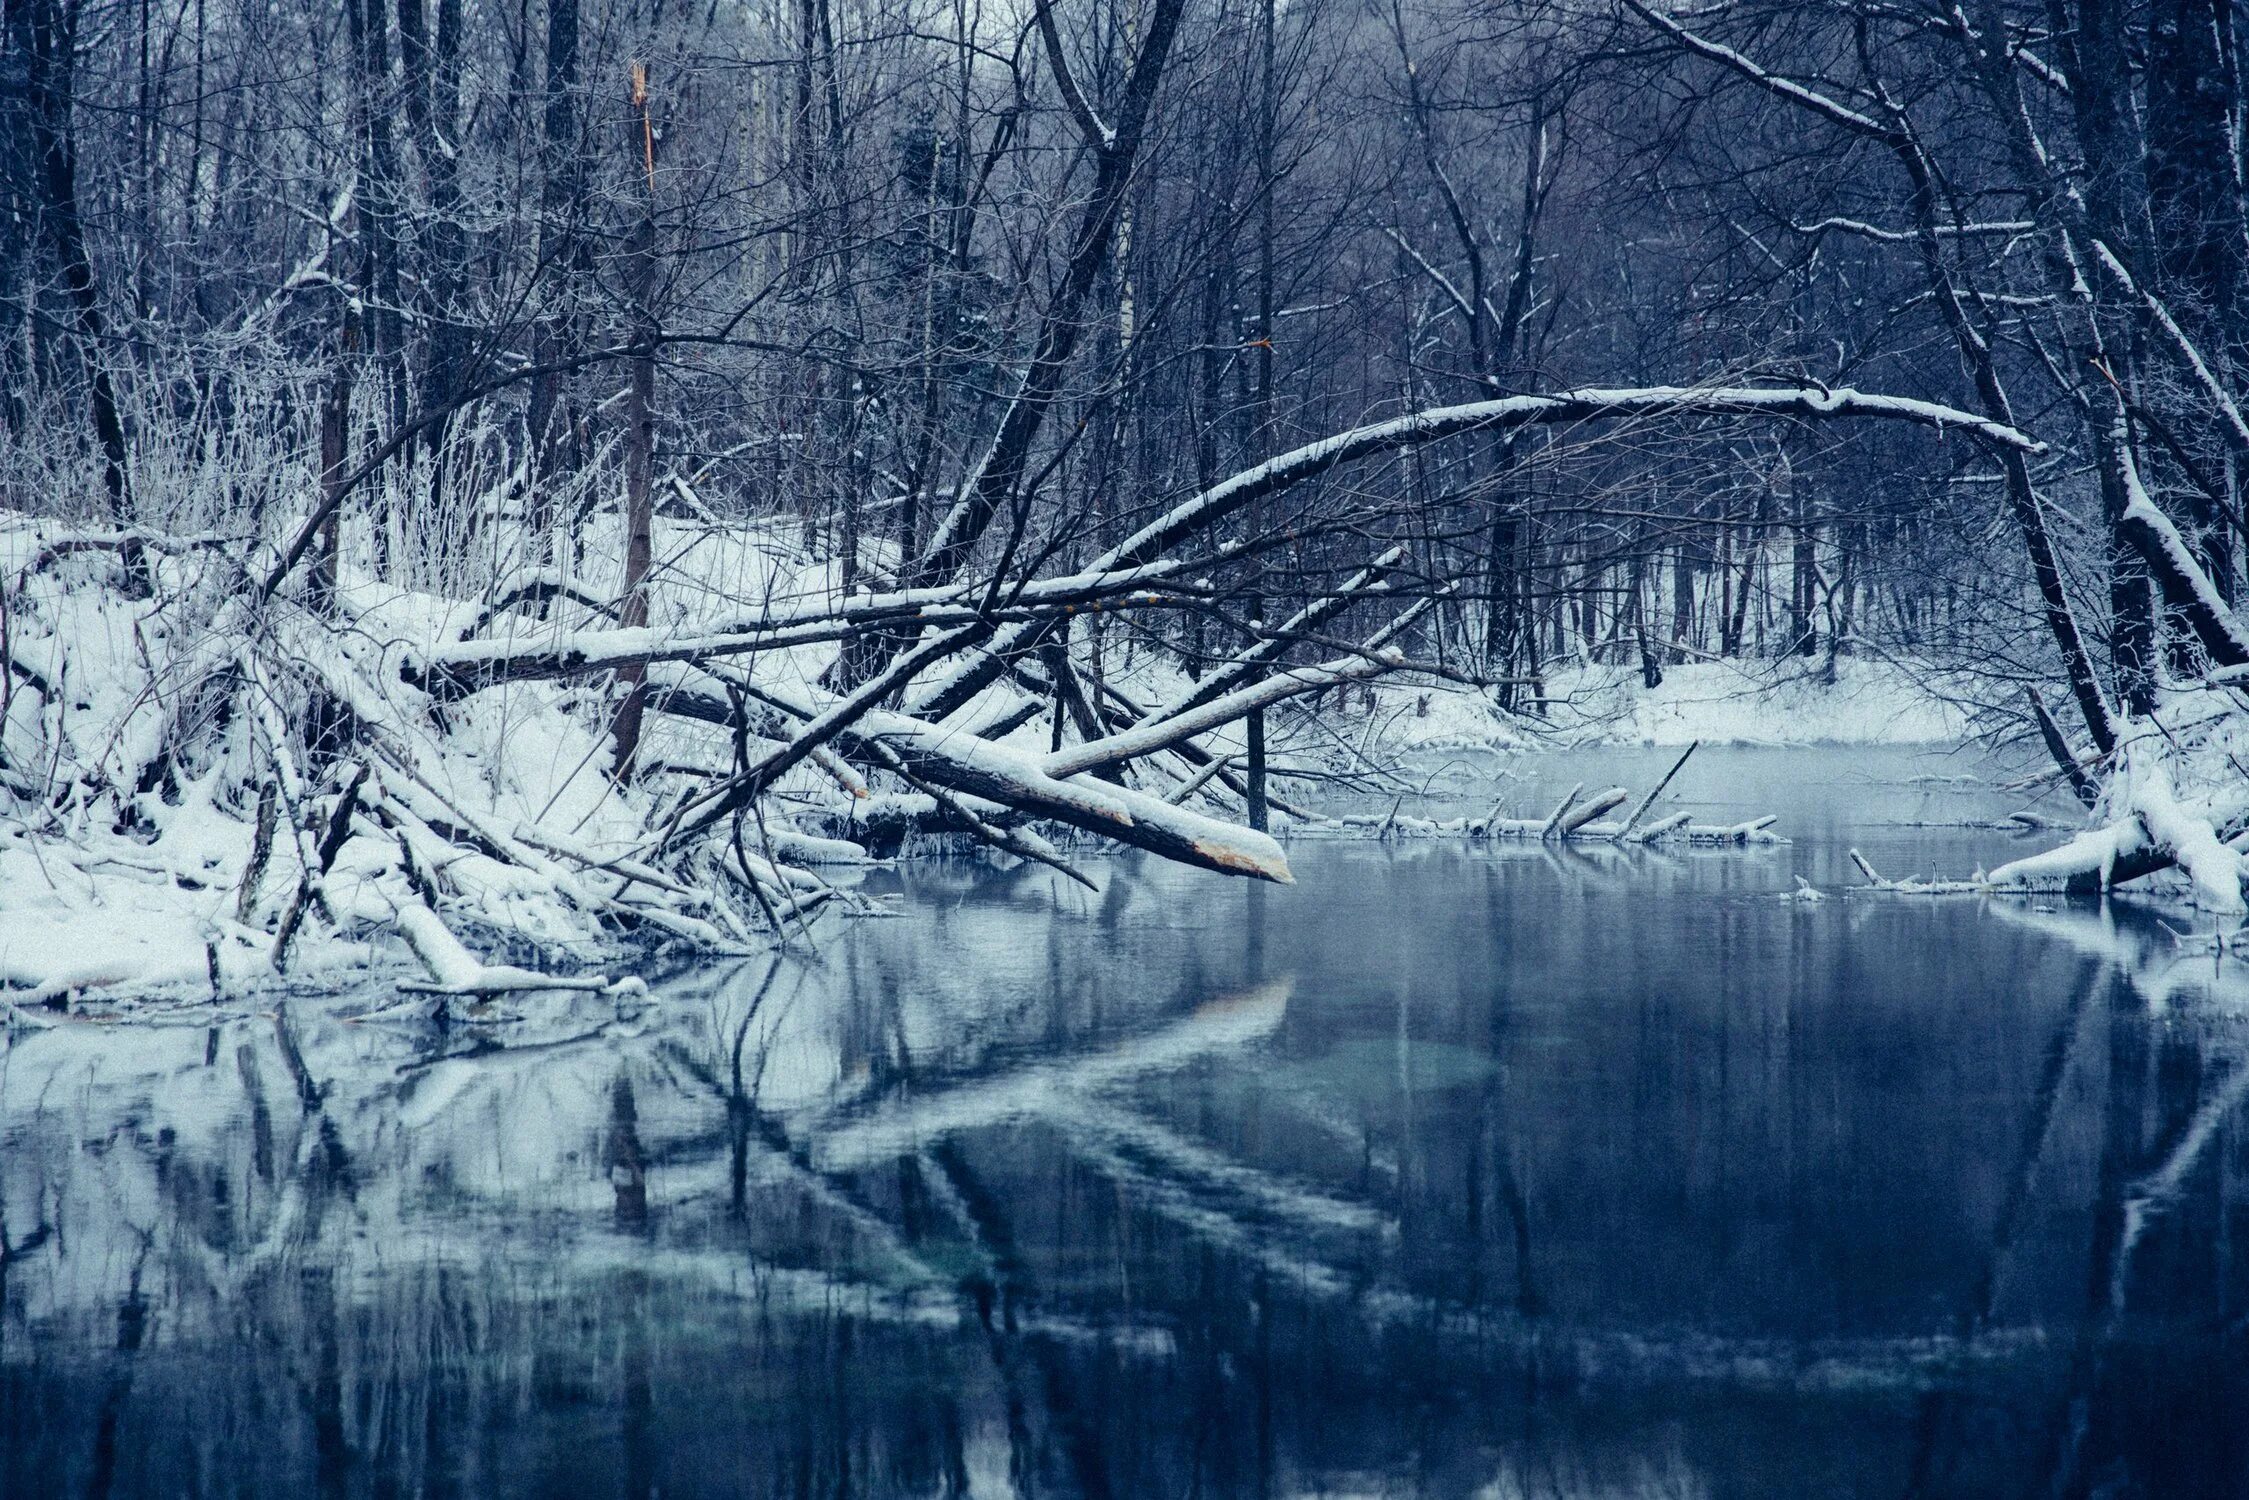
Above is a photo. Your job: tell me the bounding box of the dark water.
[6,746,2249,1499]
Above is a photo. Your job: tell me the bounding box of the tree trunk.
[1671,536,1694,663]
[611,61,657,780]
[1790,491,1817,657]
[23,0,136,539]
[398,0,469,577]
[527,0,582,561]
[348,0,407,580]
[311,358,351,614]
[2145,0,2245,601]
[903,0,1188,594]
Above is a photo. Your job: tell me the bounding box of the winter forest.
[10,0,2249,1495]
[12,0,2249,969]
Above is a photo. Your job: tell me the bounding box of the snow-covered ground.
[1367,658,1970,753]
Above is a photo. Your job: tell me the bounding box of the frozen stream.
[5,746,2249,1497]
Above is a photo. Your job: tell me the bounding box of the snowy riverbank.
[0,509,2024,1014]
[1370,658,1971,753]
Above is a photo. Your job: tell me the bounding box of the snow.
[1358,658,1970,752]
[1548,659,1972,746]
[1971,692,2249,910]
[0,511,844,1005]
[2117,453,2249,665]
[1985,821,2149,892]
[2110,748,2246,913]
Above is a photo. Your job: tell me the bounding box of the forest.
[6,0,2249,992]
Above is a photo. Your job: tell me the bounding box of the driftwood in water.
[1849,822,2241,904]
[1329,745,1779,848]
[1616,742,1699,838]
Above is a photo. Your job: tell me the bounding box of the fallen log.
[912,384,2048,720]
[1681,816,1783,845]
[1616,742,1698,838]
[1540,782,1586,838]
[643,664,1294,882]
[1114,545,1411,731]
[1044,647,1407,779]
[393,902,637,996]
[1556,787,1630,837]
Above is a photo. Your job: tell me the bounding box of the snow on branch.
[2116,451,2249,668]
[1043,646,1406,779]
[915,384,2039,720]
[773,688,1298,883]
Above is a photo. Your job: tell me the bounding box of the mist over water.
[6,748,2248,1498]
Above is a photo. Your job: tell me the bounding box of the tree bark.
[2144,0,2245,600]
[611,61,657,780]
[527,0,582,552]
[23,0,135,534]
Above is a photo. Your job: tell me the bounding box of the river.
[4,746,2247,1498]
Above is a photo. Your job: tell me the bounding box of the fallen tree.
[3,382,2048,1007]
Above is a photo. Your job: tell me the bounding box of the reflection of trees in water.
[2036,935,2249,1500]
[1902,898,2249,1499]
[6,878,2249,1496]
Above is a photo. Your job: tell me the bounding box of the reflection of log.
[1055,1097,1388,1235]
[808,979,1293,1170]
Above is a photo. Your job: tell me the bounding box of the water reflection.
[6,751,2249,1497]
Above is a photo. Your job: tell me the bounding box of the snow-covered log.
[662,622,989,843]
[628,649,1300,882]
[1119,544,1411,730]
[408,562,1209,698]
[1540,782,1585,838]
[1681,816,1784,844]
[393,902,631,996]
[1043,647,1407,779]
[792,692,1295,883]
[1556,787,1630,836]
[1616,742,1698,838]
[1858,744,2249,910]
[2116,480,2249,668]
